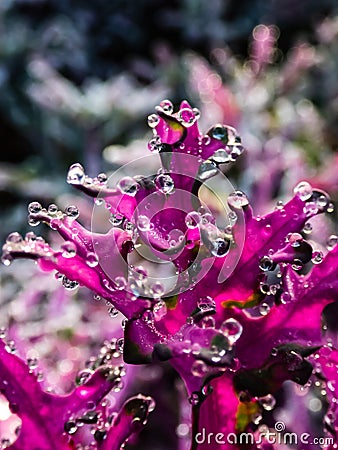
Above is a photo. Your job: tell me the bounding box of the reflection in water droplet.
[67,163,85,185]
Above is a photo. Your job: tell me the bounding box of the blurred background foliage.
[1,0,338,242]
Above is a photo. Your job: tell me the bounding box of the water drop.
[259,256,274,271]
[178,108,197,127]
[327,235,338,250]
[67,163,85,185]
[110,212,124,227]
[86,252,99,267]
[48,204,58,216]
[28,217,40,227]
[227,191,249,209]
[302,222,312,234]
[210,237,230,257]
[211,149,230,164]
[155,174,175,194]
[6,232,22,244]
[259,394,276,411]
[64,420,78,435]
[61,241,77,258]
[158,99,174,114]
[185,211,201,229]
[150,282,164,299]
[303,202,318,216]
[137,215,151,231]
[65,205,79,219]
[117,177,138,196]
[220,318,243,345]
[108,307,118,318]
[197,160,218,180]
[28,201,42,214]
[148,113,160,128]
[191,360,208,377]
[294,181,313,201]
[259,303,270,316]
[209,125,228,141]
[153,301,167,321]
[62,276,79,290]
[201,316,215,328]
[312,250,323,264]
[188,392,200,406]
[148,135,162,153]
[114,276,127,290]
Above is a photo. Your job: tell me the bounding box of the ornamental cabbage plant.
[2,100,338,450]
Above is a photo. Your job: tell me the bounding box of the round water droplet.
[114,276,127,290]
[110,212,124,227]
[259,303,270,316]
[86,252,99,267]
[281,292,291,303]
[64,420,78,435]
[185,211,201,229]
[28,201,42,214]
[288,233,303,247]
[117,177,138,196]
[159,99,174,114]
[108,307,118,318]
[65,205,79,219]
[197,160,218,180]
[210,125,228,141]
[211,237,230,257]
[1,255,13,266]
[220,318,243,345]
[148,135,162,153]
[48,204,58,216]
[28,217,40,227]
[302,222,312,234]
[153,301,167,321]
[137,215,151,231]
[201,316,215,329]
[27,357,38,370]
[327,235,338,251]
[97,172,108,183]
[150,282,164,299]
[292,258,303,271]
[327,202,335,213]
[259,394,276,410]
[211,148,230,164]
[67,163,85,185]
[227,191,249,209]
[148,113,160,128]
[6,232,22,244]
[312,250,323,264]
[191,360,208,377]
[188,392,200,406]
[62,276,79,290]
[178,108,197,127]
[61,241,77,258]
[259,256,274,271]
[155,174,175,194]
[303,202,318,216]
[294,181,313,201]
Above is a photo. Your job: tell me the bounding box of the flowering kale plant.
[2,99,338,449]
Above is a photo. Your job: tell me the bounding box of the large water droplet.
[158,99,174,114]
[312,250,323,264]
[259,303,270,316]
[65,205,79,219]
[197,160,218,180]
[61,241,77,258]
[259,256,274,271]
[327,235,338,251]
[210,237,230,257]
[155,174,175,195]
[227,191,249,209]
[67,163,85,185]
[220,318,243,345]
[6,232,23,244]
[114,276,127,290]
[209,125,228,141]
[137,215,151,231]
[110,212,124,227]
[185,211,201,229]
[191,360,208,377]
[147,113,160,128]
[28,201,42,214]
[178,108,197,127]
[62,276,79,290]
[259,394,276,411]
[86,252,99,267]
[117,177,138,196]
[294,181,313,201]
